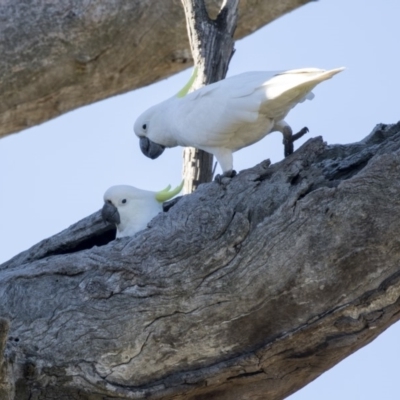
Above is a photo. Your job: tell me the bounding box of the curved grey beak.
[101,202,120,225]
[139,137,165,159]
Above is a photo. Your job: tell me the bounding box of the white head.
[134,102,180,159]
[102,182,184,238]
[134,67,198,160]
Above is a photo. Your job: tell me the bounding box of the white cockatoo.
[134,67,344,177]
[101,181,183,238]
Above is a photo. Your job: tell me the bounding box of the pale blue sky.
[1,0,399,398]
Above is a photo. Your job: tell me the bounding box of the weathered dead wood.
[0,0,313,140]
[1,122,400,399]
[0,319,11,399]
[181,0,239,193]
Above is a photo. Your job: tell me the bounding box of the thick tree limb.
[0,0,313,140]
[181,0,239,193]
[1,122,400,399]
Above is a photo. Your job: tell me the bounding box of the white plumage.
[134,67,344,173]
[102,182,183,238]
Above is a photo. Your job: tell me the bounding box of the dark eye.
[122,199,127,204]
[142,124,147,130]
[107,200,112,204]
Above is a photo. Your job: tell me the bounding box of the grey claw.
[215,170,237,184]
[284,127,309,157]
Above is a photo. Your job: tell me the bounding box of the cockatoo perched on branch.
[101,181,183,238]
[134,67,345,177]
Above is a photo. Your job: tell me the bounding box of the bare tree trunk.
[181,0,239,193]
[1,122,400,399]
[0,0,313,141]
[182,146,215,192]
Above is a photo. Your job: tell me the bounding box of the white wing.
[172,72,278,147]
[169,68,344,148]
[259,67,345,120]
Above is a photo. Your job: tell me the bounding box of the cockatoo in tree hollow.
[101,181,183,238]
[134,67,345,177]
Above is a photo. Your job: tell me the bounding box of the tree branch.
[181,0,239,193]
[1,122,400,399]
[0,0,313,140]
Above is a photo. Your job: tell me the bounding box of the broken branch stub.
[181,0,239,193]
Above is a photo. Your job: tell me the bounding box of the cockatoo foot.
[215,170,237,184]
[283,127,309,157]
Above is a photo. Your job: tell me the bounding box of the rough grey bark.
[0,0,314,140]
[1,122,400,399]
[0,319,11,399]
[181,0,239,193]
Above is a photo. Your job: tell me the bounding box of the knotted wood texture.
[1,122,400,399]
[0,0,313,140]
